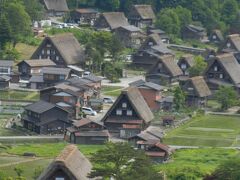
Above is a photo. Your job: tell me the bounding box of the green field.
[163,115,240,147]
[102,86,123,97]
[0,90,39,101]
[0,143,104,179]
[155,148,239,179]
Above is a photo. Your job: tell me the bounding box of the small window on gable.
[116,109,122,115]
[41,49,44,54]
[214,66,218,71]
[212,35,216,39]
[181,63,187,69]
[227,42,231,48]
[55,178,64,180]
[127,110,133,116]
[39,55,42,59]
[47,50,50,55]
[122,103,127,108]
[148,42,153,46]
[219,74,224,79]
[56,56,59,61]
[188,87,194,91]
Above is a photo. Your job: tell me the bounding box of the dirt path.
[0,157,45,168]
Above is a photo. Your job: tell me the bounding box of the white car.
[82,107,97,116]
[103,97,114,104]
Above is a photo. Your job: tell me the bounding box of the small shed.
[162,116,175,126]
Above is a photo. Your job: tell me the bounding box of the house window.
[51,50,55,55]
[55,178,64,180]
[188,87,194,91]
[41,49,44,54]
[59,75,65,80]
[127,110,133,116]
[47,50,50,55]
[39,55,42,59]
[122,103,127,108]
[208,73,214,78]
[158,63,163,68]
[148,42,153,46]
[214,66,218,71]
[227,42,231,48]
[0,68,9,74]
[212,35,216,39]
[116,109,122,115]
[56,56,59,61]
[219,74,224,79]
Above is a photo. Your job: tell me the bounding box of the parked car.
[103,97,114,104]
[82,107,97,116]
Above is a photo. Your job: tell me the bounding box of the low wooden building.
[31,33,86,67]
[204,53,240,94]
[182,24,208,42]
[129,79,165,111]
[128,5,156,28]
[128,131,160,147]
[65,118,109,145]
[209,29,224,44]
[71,8,99,25]
[146,55,183,85]
[147,28,170,43]
[102,87,154,138]
[94,12,129,31]
[0,60,13,76]
[162,116,175,126]
[22,100,70,134]
[17,59,56,79]
[157,96,174,111]
[0,75,10,89]
[177,54,194,76]
[114,25,146,49]
[181,76,211,107]
[41,0,69,17]
[37,144,92,180]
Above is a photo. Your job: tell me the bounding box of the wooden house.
[177,54,194,76]
[41,0,69,17]
[138,142,172,163]
[182,24,208,42]
[0,75,11,89]
[128,131,160,146]
[220,34,240,54]
[102,87,154,138]
[129,79,165,111]
[157,96,174,111]
[114,25,146,49]
[0,60,13,76]
[37,144,92,180]
[146,55,183,85]
[65,118,109,144]
[132,34,173,70]
[22,100,70,134]
[209,29,224,44]
[29,67,72,89]
[147,28,170,43]
[71,8,99,25]
[128,5,156,28]
[204,53,240,94]
[17,59,56,79]
[31,33,86,67]
[94,12,129,31]
[181,76,211,107]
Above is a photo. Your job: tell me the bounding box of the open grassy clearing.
[102,86,123,97]
[0,90,39,101]
[163,115,240,147]
[15,43,38,63]
[155,148,239,179]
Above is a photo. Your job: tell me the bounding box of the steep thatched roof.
[133,5,156,20]
[207,53,240,85]
[43,0,69,11]
[102,87,154,124]
[178,54,195,67]
[190,76,211,97]
[32,33,85,65]
[102,12,129,29]
[227,34,240,51]
[37,144,92,180]
[18,59,56,67]
[212,29,224,41]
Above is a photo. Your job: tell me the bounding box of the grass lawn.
[163,115,240,147]
[15,43,38,63]
[155,148,239,179]
[102,86,123,97]
[0,90,39,101]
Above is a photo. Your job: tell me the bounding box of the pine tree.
[0,14,11,50]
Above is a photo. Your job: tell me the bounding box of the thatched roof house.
[220,34,240,53]
[42,0,69,16]
[95,12,129,30]
[37,144,92,180]
[31,33,85,66]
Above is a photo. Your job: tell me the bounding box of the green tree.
[221,0,238,25]
[215,86,237,110]
[188,56,207,77]
[175,6,192,30]
[14,166,24,177]
[89,142,163,180]
[205,157,240,180]
[6,2,31,47]
[173,86,186,111]
[23,0,44,21]
[155,8,180,36]
[0,14,12,49]
[95,0,120,11]
[109,34,124,60]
